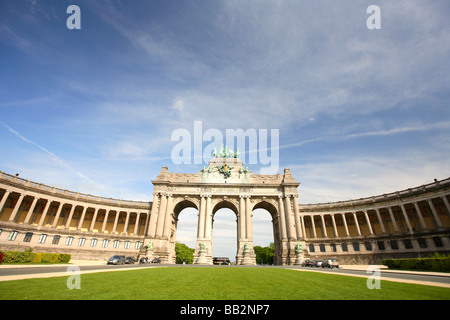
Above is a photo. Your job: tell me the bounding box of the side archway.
[253,200,282,265]
[170,199,199,263]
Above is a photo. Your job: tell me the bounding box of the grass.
[0,267,449,300]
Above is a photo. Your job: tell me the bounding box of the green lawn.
[1,267,449,300]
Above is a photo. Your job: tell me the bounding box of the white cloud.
[291,152,450,204]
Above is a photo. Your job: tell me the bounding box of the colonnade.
[0,171,151,260]
[300,196,450,239]
[0,189,150,235]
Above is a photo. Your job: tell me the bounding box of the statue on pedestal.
[294,242,304,265]
[196,242,208,264]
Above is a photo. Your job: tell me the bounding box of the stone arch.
[173,198,198,220]
[169,198,199,263]
[252,199,281,264]
[253,199,278,219]
[212,198,239,216]
[210,198,239,261]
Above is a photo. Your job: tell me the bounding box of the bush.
[1,250,71,264]
[33,253,42,263]
[382,256,450,272]
[58,254,71,263]
[41,253,55,263]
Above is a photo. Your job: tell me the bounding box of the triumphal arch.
[144,147,304,265]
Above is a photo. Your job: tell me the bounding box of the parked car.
[107,255,126,265]
[311,260,323,267]
[139,257,149,264]
[322,258,339,269]
[302,260,311,267]
[125,256,136,264]
[152,258,161,264]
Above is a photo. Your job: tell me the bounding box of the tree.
[175,242,195,264]
[253,243,274,265]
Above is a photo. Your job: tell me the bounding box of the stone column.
[204,195,212,240]
[112,210,121,234]
[77,207,88,231]
[89,207,99,232]
[341,213,350,237]
[427,199,444,229]
[8,193,25,222]
[156,194,168,238]
[197,195,206,239]
[310,215,317,238]
[102,209,111,233]
[65,204,77,229]
[293,196,302,238]
[134,212,141,235]
[0,190,12,217]
[352,212,362,236]
[278,196,287,240]
[413,202,428,231]
[38,200,52,227]
[300,216,306,239]
[363,210,374,235]
[387,207,400,233]
[147,193,160,237]
[400,204,414,234]
[441,196,450,219]
[245,196,253,242]
[320,214,328,238]
[142,211,151,237]
[374,208,386,234]
[331,214,338,238]
[162,195,174,238]
[284,195,294,240]
[51,202,65,228]
[122,211,130,234]
[239,196,246,240]
[24,197,39,224]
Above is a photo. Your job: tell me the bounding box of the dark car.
[125,256,136,264]
[302,260,312,267]
[151,258,161,264]
[107,255,125,265]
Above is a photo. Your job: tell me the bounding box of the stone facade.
[146,158,302,265]
[0,159,449,264]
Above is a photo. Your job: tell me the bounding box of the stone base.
[241,250,253,265]
[294,252,303,265]
[195,249,209,264]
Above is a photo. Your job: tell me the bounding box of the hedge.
[382,257,450,272]
[0,250,71,264]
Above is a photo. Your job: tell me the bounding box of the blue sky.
[1,1,450,258]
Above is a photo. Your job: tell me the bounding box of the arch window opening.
[212,208,237,263]
[252,208,275,265]
[173,207,198,254]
